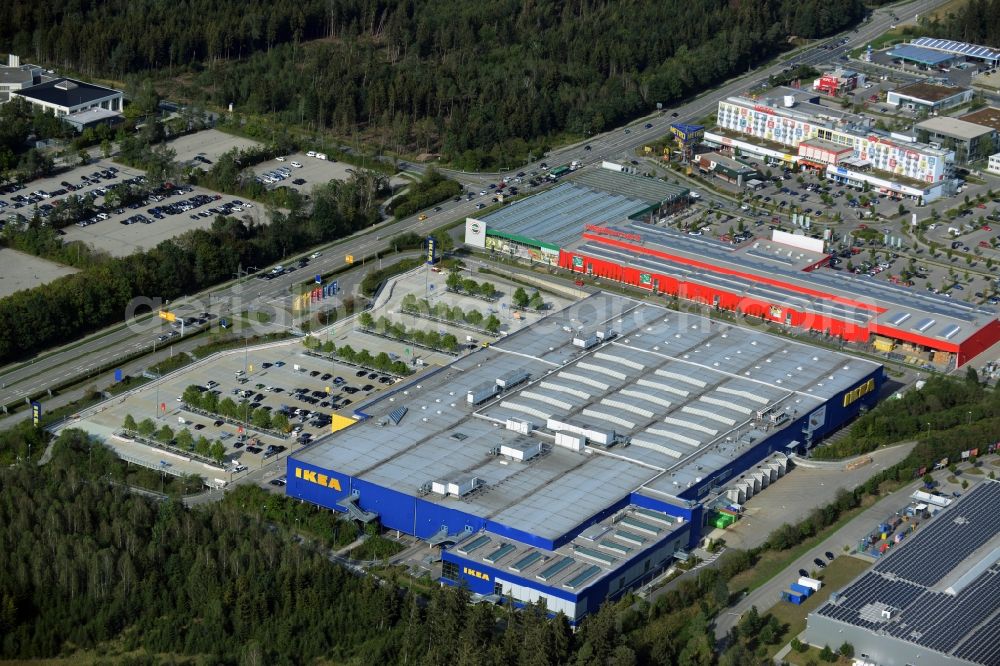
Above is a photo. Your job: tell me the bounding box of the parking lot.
[166,129,264,166]
[0,248,79,298]
[252,151,410,193]
[62,262,577,487]
[0,159,267,257]
[65,334,404,484]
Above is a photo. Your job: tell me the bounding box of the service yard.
[0,248,79,298]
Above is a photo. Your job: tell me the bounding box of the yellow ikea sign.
[463,566,490,582]
[843,379,876,408]
[294,467,342,491]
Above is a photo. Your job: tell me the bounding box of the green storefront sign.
[572,256,584,268]
[639,273,651,285]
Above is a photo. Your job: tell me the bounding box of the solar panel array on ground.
[814,480,1000,665]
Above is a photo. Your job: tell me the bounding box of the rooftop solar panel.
[940,324,961,340]
[888,312,912,326]
[573,545,618,566]
[388,405,408,425]
[813,481,1000,665]
[457,535,491,555]
[484,543,516,564]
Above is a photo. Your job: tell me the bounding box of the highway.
[0,0,951,414]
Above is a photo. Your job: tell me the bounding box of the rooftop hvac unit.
[573,334,599,350]
[496,370,529,389]
[500,439,543,462]
[505,418,533,435]
[554,432,584,451]
[881,607,896,620]
[467,382,500,405]
[447,476,482,497]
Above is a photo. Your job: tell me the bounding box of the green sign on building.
[639,273,652,285]
[572,256,584,268]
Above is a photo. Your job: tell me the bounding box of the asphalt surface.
[711,452,998,641]
[0,0,952,415]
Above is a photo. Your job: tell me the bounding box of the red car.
[574,279,585,286]
[983,225,992,231]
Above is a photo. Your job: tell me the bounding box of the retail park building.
[704,88,956,202]
[288,292,883,622]
[464,166,1000,369]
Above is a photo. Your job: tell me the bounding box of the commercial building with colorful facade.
[705,90,956,202]
[287,292,884,623]
[464,167,999,368]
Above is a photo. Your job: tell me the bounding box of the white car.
[291,161,303,168]
[306,151,316,157]
[276,156,286,162]
[315,153,328,160]
[310,252,322,259]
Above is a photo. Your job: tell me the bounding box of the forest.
[1,0,878,169]
[928,0,1000,46]
[0,428,734,665]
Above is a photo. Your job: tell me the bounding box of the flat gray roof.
[0,66,32,86]
[478,182,650,248]
[453,504,686,593]
[915,116,995,141]
[297,293,880,540]
[569,168,689,205]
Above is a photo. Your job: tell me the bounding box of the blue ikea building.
[287,293,883,622]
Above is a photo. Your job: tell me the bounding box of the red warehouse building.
[557,222,1000,369]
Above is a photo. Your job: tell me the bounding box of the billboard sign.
[426,236,437,264]
[31,401,41,427]
[464,218,486,249]
[772,229,825,254]
[158,310,176,322]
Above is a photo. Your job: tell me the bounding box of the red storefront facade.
[560,234,1000,367]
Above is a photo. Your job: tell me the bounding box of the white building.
[0,54,44,103]
[11,77,123,117]
[707,93,955,202]
[886,81,973,112]
[988,153,1000,176]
